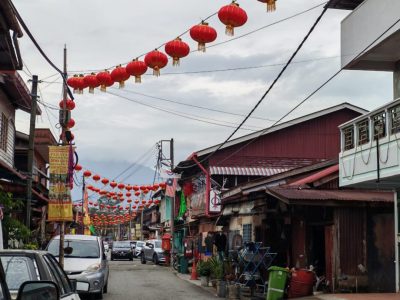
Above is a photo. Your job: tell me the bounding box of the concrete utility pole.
[26,75,39,232]
[394,63,400,100]
[170,138,174,267]
[58,45,68,268]
[394,63,400,293]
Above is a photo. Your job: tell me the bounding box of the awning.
[267,187,393,205]
[209,166,290,177]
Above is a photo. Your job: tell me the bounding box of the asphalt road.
[102,258,217,300]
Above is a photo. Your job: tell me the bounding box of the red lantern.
[76,74,88,94]
[118,183,125,190]
[134,199,139,204]
[83,73,100,93]
[190,22,217,52]
[92,174,101,181]
[126,59,148,83]
[119,207,123,211]
[101,178,109,185]
[94,203,98,207]
[67,75,80,93]
[127,199,132,203]
[110,181,118,189]
[153,183,159,190]
[133,205,137,209]
[148,200,153,204]
[140,186,146,191]
[141,200,146,204]
[143,189,149,194]
[117,192,123,197]
[258,0,276,12]
[165,38,190,66]
[126,185,132,191]
[126,192,132,197]
[133,186,139,191]
[159,182,167,189]
[67,118,75,128]
[111,65,130,88]
[218,2,248,36]
[59,99,75,110]
[134,191,140,197]
[74,164,82,171]
[100,190,107,195]
[144,50,168,77]
[96,70,114,92]
[83,170,92,177]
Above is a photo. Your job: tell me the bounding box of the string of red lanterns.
[65,0,279,92]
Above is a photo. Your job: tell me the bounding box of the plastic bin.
[266,266,289,300]
[179,255,188,274]
[287,269,315,298]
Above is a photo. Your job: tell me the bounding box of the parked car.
[0,250,88,300]
[140,240,166,265]
[111,241,134,261]
[134,241,145,258]
[47,234,109,299]
[103,242,109,253]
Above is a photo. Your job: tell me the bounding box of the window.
[0,113,8,151]
[357,119,370,145]
[43,255,72,296]
[242,224,252,243]
[373,112,386,140]
[343,126,354,150]
[47,239,100,258]
[390,105,400,134]
[0,256,38,291]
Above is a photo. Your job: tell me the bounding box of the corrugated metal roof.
[209,166,291,176]
[267,187,393,203]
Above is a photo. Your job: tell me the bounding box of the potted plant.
[197,260,211,287]
[209,257,226,298]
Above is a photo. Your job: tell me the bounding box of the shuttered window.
[343,126,354,150]
[0,113,8,151]
[390,105,400,134]
[357,119,369,145]
[373,112,386,140]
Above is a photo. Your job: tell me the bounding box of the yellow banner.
[48,146,73,222]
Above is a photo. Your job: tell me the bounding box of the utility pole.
[81,175,86,234]
[26,75,39,232]
[170,138,174,267]
[129,204,132,240]
[58,45,68,268]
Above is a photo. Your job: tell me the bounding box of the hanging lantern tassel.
[134,75,141,83]
[225,25,234,36]
[198,42,206,53]
[118,80,125,89]
[173,57,180,66]
[153,66,160,77]
[268,0,276,12]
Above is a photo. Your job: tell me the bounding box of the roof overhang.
[326,0,364,10]
[0,71,41,114]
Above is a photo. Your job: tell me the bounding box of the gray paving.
[102,259,217,300]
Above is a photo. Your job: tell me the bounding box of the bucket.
[287,269,315,298]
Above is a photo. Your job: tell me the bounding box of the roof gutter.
[191,155,210,217]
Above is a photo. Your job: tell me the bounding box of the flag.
[178,191,187,219]
[165,178,178,197]
[160,168,181,179]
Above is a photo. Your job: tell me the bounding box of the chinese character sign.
[48,146,73,221]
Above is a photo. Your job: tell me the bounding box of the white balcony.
[341,0,400,71]
[339,98,400,189]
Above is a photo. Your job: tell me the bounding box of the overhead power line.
[204,5,400,168]
[176,5,329,170]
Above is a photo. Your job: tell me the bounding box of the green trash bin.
[179,255,188,274]
[266,266,289,300]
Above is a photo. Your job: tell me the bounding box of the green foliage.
[23,242,39,250]
[208,256,224,280]
[0,188,31,244]
[197,260,212,277]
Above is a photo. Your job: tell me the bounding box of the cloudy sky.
[13,0,393,192]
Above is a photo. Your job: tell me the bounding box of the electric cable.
[206,8,400,167]
[106,90,261,131]
[8,0,74,100]
[120,147,159,183]
[176,5,329,170]
[67,2,326,74]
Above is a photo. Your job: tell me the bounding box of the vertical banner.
[48,146,73,222]
[83,189,91,235]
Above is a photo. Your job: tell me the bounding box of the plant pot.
[211,279,217,288]
[200,276,209,287]
[217,280,227,298]
[227,284,239,300]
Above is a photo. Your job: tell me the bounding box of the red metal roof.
[209,166,291,176]
[267,187,393,204]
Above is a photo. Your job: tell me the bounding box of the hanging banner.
[48,146,73,222]
[83,189,91,235]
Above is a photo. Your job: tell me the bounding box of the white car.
[47,235,109,299]
[134,241,145,258]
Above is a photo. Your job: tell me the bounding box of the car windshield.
[47,239,100,258]
[136,242,144,247]
[0,256,38,291]
[130,241,137,246]
[154,241,161,248]
[113,242,131,248]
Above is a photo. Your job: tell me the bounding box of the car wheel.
[103,281,108,294]
[111,255,114,261]
[153,254,159,265]
[141,253,146,264]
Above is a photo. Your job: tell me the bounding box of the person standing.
[214,231,226,261]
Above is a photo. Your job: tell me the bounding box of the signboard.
[190,175,206,216]
[209,188,221,213]
[48,146,73,222]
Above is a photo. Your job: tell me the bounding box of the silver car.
[140,240,166,265]
[47,234,109,299]
[134,241,145,258]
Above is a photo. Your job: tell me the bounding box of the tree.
[0,188,30,248]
